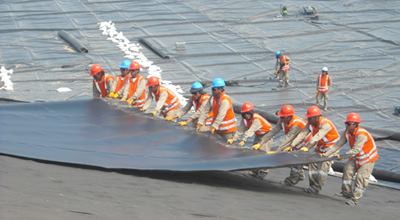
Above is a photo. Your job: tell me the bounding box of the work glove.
[238,141,245,148]
[113,93,119,98]
[165,117,174,121]
[108,92,115,98]
[150,110,157,116]
[252,143,261,150]
[227,139,234,144]
[178,121,188,126]
[267,151,277,154]
[336,155,344,161]
[316,90,319,97]
[140,108,147,112]
[283,146,293,152]
[210,127,216,134]
[120,97,126,102]
[274,70,278,75]
[284,61,288,65]
[196,124,202,131]
[127,98,134,105]
[319,153,327,157]
[300,147,309,152]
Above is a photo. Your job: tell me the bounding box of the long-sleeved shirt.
[316,74,332,91]
[261,120,303,152]
[175,97,209,120]
[292,122,332,148]
[232,119,262,142]
[275,56,291,71]
[142,89,168,112]
[125,77,146,100]
[92,78,114,98]
[198,98,230,129]
[110,75,130,98]
[325,132,368,157]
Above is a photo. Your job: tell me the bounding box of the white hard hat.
[322,67,328,72]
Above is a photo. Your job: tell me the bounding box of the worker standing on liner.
[126,61,146,109]
[109,60,131,101]
[275,50,291,88]
[289,106,341,195]
[141,76,181,119]
[90,64,115,98]
[227,102,272,179]
[258,105,312,186]
[165,82,213,131]
[327,113,379,206]
[316,67,332,111]
[197,78,237,140]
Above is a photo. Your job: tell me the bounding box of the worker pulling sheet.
[0,99,340,171]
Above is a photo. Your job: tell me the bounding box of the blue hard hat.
[211,78,226,88]
[190,82,204,93]
[275,50,281,56]
[120,60,131,69]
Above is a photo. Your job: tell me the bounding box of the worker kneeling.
[227,102,272,179]
[141,76,181,120]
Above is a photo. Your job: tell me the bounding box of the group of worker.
[274,50,331,111]
[89,59,377,207]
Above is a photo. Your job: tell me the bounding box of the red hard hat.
[90,64,103,76]
[129,61,141,70]
[345,112,361,123]
[146,76,160,87]
[241,102,254,113]
[277,105,295,117]
[305,106,322,118]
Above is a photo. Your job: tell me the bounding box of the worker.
[141,76,181,119]
[90,64,114,98]
[197,78,237,140]
[109,60,131,100]
[327,113,379,206]
[258,105,312,186]
[316,67,332,111]
[227,102,272,179]
[289,106,340,195]
[274,50,291,88]
[165,82,213,130]
[126,61,146,109]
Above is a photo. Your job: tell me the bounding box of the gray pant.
[217,132,234,141]
[316,91,328,109]
[161,109,179,122]
[308,160,334,192]
[253,134,273,173]
[279,70,290,87]
[284,164,305,186]
[341,160,375,203]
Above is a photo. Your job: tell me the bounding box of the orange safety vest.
[318,74,331,93]
[345,127,379,168]
[192,94,213,126]
[152,85,181,115]
[278,55,290,72]
[282,115,312,150]
[309,117,340,153]
[93,73,114,98]
[128,74,146,109]
[114,74,130,94]
[210,92,237,133]
[242,113,272,135]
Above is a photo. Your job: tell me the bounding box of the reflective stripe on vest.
[114,75,130,94]
[193,94,213,125]
[281,115,311,150]
[152,86,181,114]
[94,73,113,98]
[345,127,379,168]
[309,117,340,153]
[128,75,146,108]
[318,74,330,93]
[243,113,271,135]
[279,55,290,72]
[210,93,237,133]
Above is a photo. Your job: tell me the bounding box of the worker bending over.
[275,50,291,88]
[109,60,131,101]
[126,61,146,109]
[90,64,115,98]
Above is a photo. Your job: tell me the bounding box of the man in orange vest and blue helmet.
[197,78,237,140]
[327,113,379,206]
[275,50,291,88]
[109,60,131,100]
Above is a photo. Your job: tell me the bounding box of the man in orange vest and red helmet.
[165,82,213,131]
[126,61,146,109]
[141,76,181,119]
[109,60,131,100]
[197,78,237,140]
[326,113,379,206]
[275,50,291,88]
[90,64,115,98]
[227,101,272,179]
[258,105,312,186]
[316,67,332,111]
[289,106,341,195]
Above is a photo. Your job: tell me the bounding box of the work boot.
[257,170,268,179]
[345,199,357,206]
[323,107,327,111]
[334,192,350,199]
[303,187,319,195]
